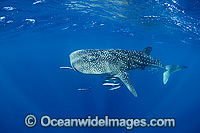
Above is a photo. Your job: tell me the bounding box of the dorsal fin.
[140,47,152,55]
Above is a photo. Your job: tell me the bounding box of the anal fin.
[115,72,137,97]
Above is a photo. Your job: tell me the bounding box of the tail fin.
[163,65,187,84]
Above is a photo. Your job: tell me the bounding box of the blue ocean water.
[0,0,200,132]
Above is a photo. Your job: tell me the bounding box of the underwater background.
[0,0,200,132]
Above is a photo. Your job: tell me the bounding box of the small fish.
[77,87,91,91]
[147,67,158,73]
[104,77,119,83]
[60,66,73,69]
[102,82,120,86]
[109,86,121,91]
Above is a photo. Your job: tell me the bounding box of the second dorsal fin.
[140,47,152,55]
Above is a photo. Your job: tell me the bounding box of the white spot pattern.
[69,49,164,75]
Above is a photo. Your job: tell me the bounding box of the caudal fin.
[163,65,187,84]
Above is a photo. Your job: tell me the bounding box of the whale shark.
[61,47,187,97]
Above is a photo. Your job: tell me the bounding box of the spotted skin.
[70,48,163,75]
[68,47,187,97]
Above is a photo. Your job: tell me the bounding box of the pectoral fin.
[115,72,137,97]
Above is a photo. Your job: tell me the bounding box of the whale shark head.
[70,49,129,74]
